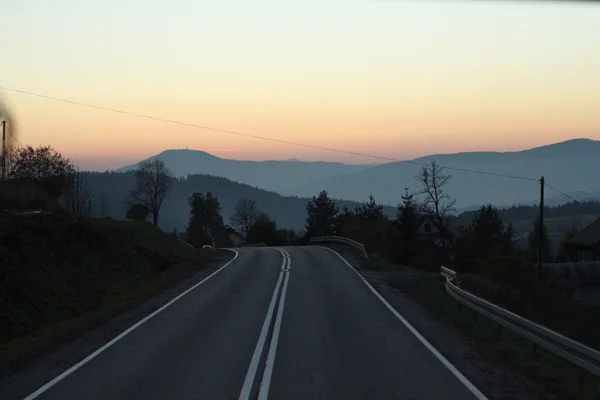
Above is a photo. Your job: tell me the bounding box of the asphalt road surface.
[10,246,487,400]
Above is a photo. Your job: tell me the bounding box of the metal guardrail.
[309,236,370,260]
[441,266,600,385]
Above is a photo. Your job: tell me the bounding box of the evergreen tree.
[305,190,339,237]
[469,205,514,253]
[354,194,386,221]
[187,192,225,247]
[336,204,355,233]
[396,187,423,262]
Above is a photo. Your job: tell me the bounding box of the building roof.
[566,217,600,247]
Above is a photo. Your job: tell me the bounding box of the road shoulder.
[329,246,557,400]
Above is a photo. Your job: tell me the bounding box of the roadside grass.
[329,243,600,400]
[0,213,229,375]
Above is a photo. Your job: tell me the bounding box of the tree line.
[301,161,583,276]
[1,144,593,265]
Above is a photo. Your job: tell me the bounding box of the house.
[228,232,243,247]
[565,217,600,262]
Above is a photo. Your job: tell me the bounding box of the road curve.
[2,246,486,400]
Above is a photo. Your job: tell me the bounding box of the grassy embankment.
[0,212,227,375]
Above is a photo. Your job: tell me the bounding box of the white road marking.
[321,246,489,400]
[238,248,287,400]
[24,249,240,400]
[257,249,291,400]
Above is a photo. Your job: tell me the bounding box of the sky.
[1,0,599,170]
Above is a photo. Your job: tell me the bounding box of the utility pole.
[538,176,545,281]
[1,120,6,180]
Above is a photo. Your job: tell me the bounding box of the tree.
[455,205,515,267]
[354,194,386,221]
[126,203,150,221]
[61,169,91,215]
[187,192,224,247]
[305,190,339,237]
[7,145,75,198]
[469,205,514,253]
[129,159,173,227]
[337,204,355,232]
[247,212,278,245]
[230,198,259,240]
[396,187,424,263]
[416,161,456,245]
[528,216,553,263]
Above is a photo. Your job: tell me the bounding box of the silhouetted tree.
[455,205,515,270]
[230,198,259,240]
[248,212,278,245]
[126,203,150,221]
[336,204,355,232]
[129,159,173,227]
[396,187,424,263]
[354,194,386,221]
[416,161,455,246]
[187,192,224,247]
[305,190,339,237]
[7,145,75,199]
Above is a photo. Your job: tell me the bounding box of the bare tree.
[99,195,110,217]
[62,168,91,215]
[416,161,455,244]
[230,198,259,240]
[129,159,173,227]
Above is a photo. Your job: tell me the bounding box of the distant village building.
[565,217,600,262]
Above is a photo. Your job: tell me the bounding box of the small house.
[565,217,600,262]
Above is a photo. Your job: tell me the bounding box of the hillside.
[116,149,372,196]
[117,139,600,209]
[0,212,225,373]
[84,171,397,232]
[296,139,600,209]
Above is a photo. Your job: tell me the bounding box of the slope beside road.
[0,246,486,400]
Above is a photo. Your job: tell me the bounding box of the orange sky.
[2,0,599,170]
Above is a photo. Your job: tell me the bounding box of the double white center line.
[238,248,291,400]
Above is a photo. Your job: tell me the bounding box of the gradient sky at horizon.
[2,0,599,170]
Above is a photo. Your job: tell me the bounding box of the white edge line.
[257,249,291,400]
[320,246,489,400]
[24,249,240,400]
[238,248,286,400]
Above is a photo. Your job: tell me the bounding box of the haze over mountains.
[117,138,600,210]
[117,151,373,195]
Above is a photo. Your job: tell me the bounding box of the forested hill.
[83,171,397,232]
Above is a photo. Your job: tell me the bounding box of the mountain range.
[117,138,600,210]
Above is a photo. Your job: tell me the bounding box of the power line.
[6,126,25,149]
[0,85,540,182]
[545,183,600,218]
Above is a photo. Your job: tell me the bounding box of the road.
[7,246,486,400]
